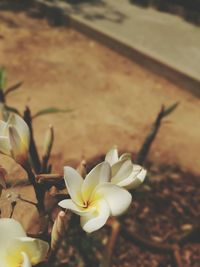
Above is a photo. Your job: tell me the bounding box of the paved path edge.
[25,0,200,97]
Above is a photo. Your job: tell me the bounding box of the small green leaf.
[163,102,179,117]
[4,105,20,115]
[32,107,73,119]
[0,68,6,91]
[4,81,23,96]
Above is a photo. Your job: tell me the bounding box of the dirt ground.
[0,9,200,177]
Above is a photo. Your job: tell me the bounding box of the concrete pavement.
[31,0,200,95]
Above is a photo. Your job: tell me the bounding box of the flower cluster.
[0,114,147,265]
[59,147,146,233]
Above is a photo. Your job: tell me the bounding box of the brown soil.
[117,164,200,267]
[0,6,200,267]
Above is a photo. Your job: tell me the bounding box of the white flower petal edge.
[119,153,132,161]
[0,114,30,164]
[0,120,7,136]
[59,199,95,216]
[119,168,147,190]
[60,164,132,232]
[64,166,84,206]
[0,219,49,267]
[94,183,132,216]
[105,146,147,190]
[7,114,30,148]
[105,147,118,166]
[0,136,10,155]
[21,252,31,267]
[80,199,110,233]
[9,126,27,163]
[81,161,111,202]
[111,161,147,190]
[0,218,26,249]
[5,237,49,266]
[111,160,133,184]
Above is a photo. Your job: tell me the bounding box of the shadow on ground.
[0,0,65,26]
[60,0,127,24]
[0,0,127,26]
[129,0,200,26]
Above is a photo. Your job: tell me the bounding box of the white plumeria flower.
[0,218,49,267]
[105,147,147,190]
[59,162,132,233]
[0,114,30,164]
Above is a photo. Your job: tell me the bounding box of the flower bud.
[0,114,30,166]
[76,159,87,178]
[43,125,54,159]
[9,125,28,165]
[51,211,68,250]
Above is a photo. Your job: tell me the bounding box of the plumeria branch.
[136,102,179,165]
[36,173,63,184]
[100,218,121,267]
[41,125,54,173]
[9,201,17,218]
[22,161,45,212]
[23,106,42,174]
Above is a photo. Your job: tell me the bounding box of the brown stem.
[101,218,120,267]
[172,245,184,267]
[41,155,49,174]
[136,103,178,165]
[9,201,17,218]
[22,161,45,213]
[23,106,41,173]
[36,173,63,183]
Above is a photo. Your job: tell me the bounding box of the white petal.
[21,252,31,267]
[64,166,84,206]
[94,183,132,216]
[0,218,26,249]
[7,114,30,148]
[0,120,8,136]
[119,153,131,161]
[80,199,110,233]
[105,147,118,166]
[111,160,133,184]
[58,199,95,216]
[123,167,147,190]
[0,136,10,155]
[9,126,28,164]
[82,161,111,202]
[5,237,49,265]
[112,163,146,189]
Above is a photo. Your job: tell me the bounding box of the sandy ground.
[0,9,200,180]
